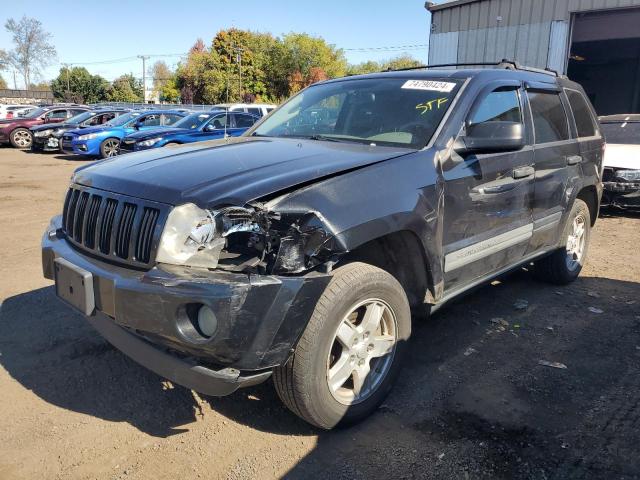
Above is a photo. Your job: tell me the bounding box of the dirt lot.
[0,147,639,480]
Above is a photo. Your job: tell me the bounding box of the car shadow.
[2,272,640,477]
[599,206,640,219]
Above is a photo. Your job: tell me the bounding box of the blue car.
[60,109,188,158]
[119,110,259,153]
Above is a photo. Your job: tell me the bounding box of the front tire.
[533,199,591,284]
[10,128,32,149]
[99,138,120,158]
[273,262,411,429]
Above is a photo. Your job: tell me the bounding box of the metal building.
[426,0,640,114]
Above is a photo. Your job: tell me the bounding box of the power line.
[56,42,428,67]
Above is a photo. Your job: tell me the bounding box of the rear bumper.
[42,215,330,393]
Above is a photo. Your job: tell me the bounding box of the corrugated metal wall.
[431,0,640,34]
[428,0,640,71]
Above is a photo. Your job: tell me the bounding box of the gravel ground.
[0,147,639,480]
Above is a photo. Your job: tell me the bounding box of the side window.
[247,107,262,117]
[138,114,161,127]
[470,88,522,124]
[70,109,86,117]
[87,115,102,126]
[234,114,257,128]
[207,114,228,130]
[565,89,596,138]
[47,110,68,121]
[162,114,182,126]
[527,91,570,144]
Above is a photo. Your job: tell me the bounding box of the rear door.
[525,85,581,252]
[442,81,535,291]
[564,87,603,183]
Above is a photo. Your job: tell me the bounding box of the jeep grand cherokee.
[42,62,603,429]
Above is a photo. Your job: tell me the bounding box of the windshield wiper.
[307,134,342,142]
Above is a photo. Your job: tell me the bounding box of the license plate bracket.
[54,258,95,316]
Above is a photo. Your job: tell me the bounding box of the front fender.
[268,150,445,301]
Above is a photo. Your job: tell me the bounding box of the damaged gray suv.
[42,62,603,429]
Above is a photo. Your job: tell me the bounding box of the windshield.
[67,112,95,124]
[601,122,640,145]
[173,112,212,130]
[252,77,462,149]
[24,107,48,119]
[105,111,139,127]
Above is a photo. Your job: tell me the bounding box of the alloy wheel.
[566,214,586,271]
[13,130,31,148]
[326,298,397,405]
[103,139,120,157]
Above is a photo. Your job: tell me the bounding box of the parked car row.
[0,102,274,158]
[0,104,38,120]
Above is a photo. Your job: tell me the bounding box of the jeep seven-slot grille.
[61,186,165,267]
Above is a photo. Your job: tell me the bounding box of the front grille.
[61,185,168,268]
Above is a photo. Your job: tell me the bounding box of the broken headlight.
[157,203,335,273]
[156,203,264,269]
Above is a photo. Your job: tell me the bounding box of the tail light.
[6,112,13,119]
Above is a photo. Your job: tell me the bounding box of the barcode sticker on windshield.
[401,80,456,92]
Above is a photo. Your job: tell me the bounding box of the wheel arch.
[576,184,599,226]
[338,230,435,313]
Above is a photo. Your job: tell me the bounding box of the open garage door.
[568,8,640,115]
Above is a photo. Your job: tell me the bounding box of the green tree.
[267,33,347,99]
[51,66,109,103]
[160,77,180,103]
[0,74,7,89]
[381,54,422,71]
[106,74,143,102]
[347,60,381,75]
[4,16,57,89]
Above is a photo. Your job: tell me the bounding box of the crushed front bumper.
[32,135,60,151]
[42,216,330,395]
[602,181,640,209]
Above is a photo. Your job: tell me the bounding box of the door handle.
[566,155,583,165]
[472,182,517,195]
[512,166,535,179]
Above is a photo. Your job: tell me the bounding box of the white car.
[213,103,276,118]
[600,114,640,209]
[0,104,34,120]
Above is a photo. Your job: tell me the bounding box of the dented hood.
[72,136,414,206]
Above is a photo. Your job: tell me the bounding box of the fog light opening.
[196,305,218,338]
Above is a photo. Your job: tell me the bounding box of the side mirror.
[455,121,525,155]
[204,124,216,132]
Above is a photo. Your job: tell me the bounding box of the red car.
[0,105,89,149]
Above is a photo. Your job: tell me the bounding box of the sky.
[0,0,431,88]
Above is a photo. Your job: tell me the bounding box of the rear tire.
[99,138,120,158]
[10,128,32,149]
[273,262,411,429]
[533,199,591,285]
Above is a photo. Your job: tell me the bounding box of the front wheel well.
[576,185,599,226]
[338,230,432,312]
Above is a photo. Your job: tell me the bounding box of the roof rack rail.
[384,59,563,77]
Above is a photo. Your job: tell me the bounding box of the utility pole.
[236,48,243,102]
[138,55,150,103]
[62,63,71,95]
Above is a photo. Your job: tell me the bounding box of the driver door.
[442,82,535,292]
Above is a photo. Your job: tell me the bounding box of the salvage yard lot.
[0,146,639,479]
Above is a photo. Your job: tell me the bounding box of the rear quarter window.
[527,91,570,144]
[565,89,597,138]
